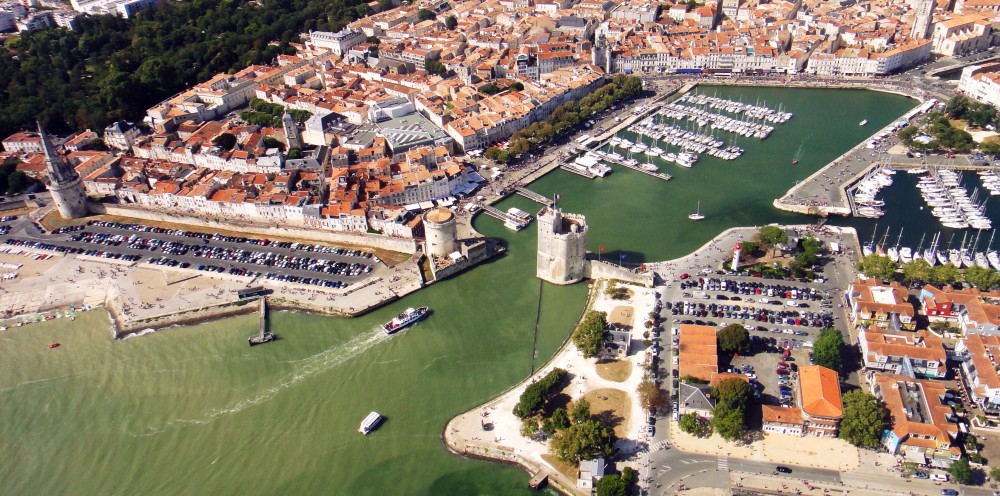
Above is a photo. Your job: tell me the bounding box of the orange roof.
[677,324,717,382]
[798,366,843,420]
[762,405,803,425]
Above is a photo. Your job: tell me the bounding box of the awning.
[418,201,435,210]
[905,449,927,464]
[404,203,421,212]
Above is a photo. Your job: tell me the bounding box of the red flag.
[599,247,605,252]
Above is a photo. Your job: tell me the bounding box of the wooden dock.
[513,187,554,206]
[595,152,672,181]
[527,470,549,489]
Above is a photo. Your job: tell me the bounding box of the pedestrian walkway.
[649,439,671,452]
[718,456,730,471]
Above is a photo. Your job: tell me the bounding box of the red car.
[777,361,789,368]
[680,273,690,279]
[776,369,790,376]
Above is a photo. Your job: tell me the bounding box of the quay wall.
[110,297,260,338]
[585,260,655,287]
[89,203,420,255]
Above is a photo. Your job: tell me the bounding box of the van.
[930,474,949,482]
[693,291,709,299]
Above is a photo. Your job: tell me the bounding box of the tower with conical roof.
[282,109,302,151]
[39,123,88,219]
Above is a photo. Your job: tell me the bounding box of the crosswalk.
[717,456,729,471]
[649,439,671,452]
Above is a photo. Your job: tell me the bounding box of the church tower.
[39,124,88,219]
[911,0,934,40]
[282,110,302,151]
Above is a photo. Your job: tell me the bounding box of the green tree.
[930,263,961,286]
[679,412,706,436]
[551,407,571,430]
[757,225,788,250]
[573,311,607,358]
[965,265,1000,290]
[509,81,524,92]
[445,15,457,30]
[989,465,1000,482]
[622,467,635,485]
[637,377,668,412]
[839,389,888,449]
[513,368,568,418]
[572,399,591,424]
[981,135,1000,155]
[718,324,750,354]
[7,170,29,194]
[902,462,918,476]
[902,258,933,283]
[213,133,237,150]
[595,474,626,496]
[521,417,538,437]
[813,328,844,373]
[855,254,897,281]
[551,419,615,463]
[710,405,745,442]
[713,377,753,409]
[424,58,446,75]
[948,457,974,484]
[262,135,285,150]
[287,147,303,159]
[417,8,436,21]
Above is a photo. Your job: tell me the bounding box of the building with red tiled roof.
[797,365,842,437]
[846,278,916,331]
[858,327,947,379]
[955,334,1000,415]
[870,373,961,468]
[919,284,1000,335]
[761,405,804,436]
[677,324,718,382]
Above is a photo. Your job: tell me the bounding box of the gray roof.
[579,458,606,477]
[375,112,452,152]
[678,383,715,412]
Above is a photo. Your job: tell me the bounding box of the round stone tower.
[38,124,88,219]
[536,207,588,285]
[423,208,458,257]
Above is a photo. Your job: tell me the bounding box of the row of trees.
[0,0,371,137]
[513,368,568,418]
[573,310,608,358]
[898,113,975,152]
[857,254,1000,289]
[484,75,644,164]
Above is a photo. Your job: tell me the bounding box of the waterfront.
[0,86,917,495]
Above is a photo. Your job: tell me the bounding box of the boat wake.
[132,326,391,436]
[0,373,78,394]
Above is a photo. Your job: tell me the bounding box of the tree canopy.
[573,311,607,358]
[965,265,1000,290]
[710,377,753,442]
[839,389,888,449]
[445,15,457,30]
[945,95,998,129]
[901,258,933,283]
[718,324,750,354]
[812,328,844,373]
[551,419,615,463]
[930,263,961,286]
[595,474,627,496]
[637,376,669,412]
[572,399,591,424]
[757,226,788,247]
[0,0,370,137]
[947,457,975,484]
[513,368,568,419]
[855,254,897,281]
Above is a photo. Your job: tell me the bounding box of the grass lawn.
[595,360,632,382]
[581,388,631,438]
[40,211,412,266]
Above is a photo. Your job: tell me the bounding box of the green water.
[0,87,915,495]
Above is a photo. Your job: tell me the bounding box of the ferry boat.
[859,119,868,126]
[359,411,384,435]
[382,307,429,335]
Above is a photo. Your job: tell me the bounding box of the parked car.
[775,466,792,474]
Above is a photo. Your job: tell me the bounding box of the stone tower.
[39,123,88,219]
[536,207,588,285]
[282,109,302,150]
[911,0,934,40]
[423,208,458,257]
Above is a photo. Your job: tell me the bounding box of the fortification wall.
[585,260,654,287]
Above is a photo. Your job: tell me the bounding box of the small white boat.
[688,201,705,221]
[359,411,384,435]
[859,119,868,126]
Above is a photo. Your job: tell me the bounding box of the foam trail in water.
[134,326,390,436]
[0,373,77,394]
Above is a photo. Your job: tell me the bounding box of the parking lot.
[3,220,382,289]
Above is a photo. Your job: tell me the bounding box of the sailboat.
[688,201,705,220]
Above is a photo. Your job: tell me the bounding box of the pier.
[593,152,672,181]
[527,470,549,489]
[249,297,275,346]
[513,187,554,206]
[480,205,531,230]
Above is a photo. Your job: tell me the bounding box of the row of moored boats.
[917,169,992,230]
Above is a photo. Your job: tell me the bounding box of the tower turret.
[282,109,302,151]
[536,207,588,285]
[39,123,88,219]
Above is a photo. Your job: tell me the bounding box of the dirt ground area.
[596,360,633,382]
[0,251,61,278]
[581,388,631,438]
[609,305,635,329]
[540,454,577,479]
